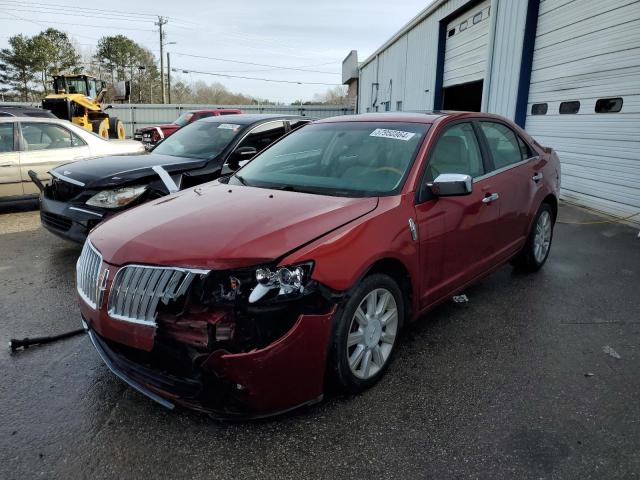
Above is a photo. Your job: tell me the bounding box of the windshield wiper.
[234,174,249,186]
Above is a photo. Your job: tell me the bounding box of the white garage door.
[443,0,491,87]
[526,0,640,222]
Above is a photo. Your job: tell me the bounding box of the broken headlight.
[86,185,147,209]
[249,262,313,303]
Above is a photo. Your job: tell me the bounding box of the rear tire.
[108,117,126,139]
[329,274,403,393]
[513,202,555,271]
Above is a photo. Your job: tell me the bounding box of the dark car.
[77,112,561,417]
[38,114,310,243]
[133,108,243,149]
[0,105,57,119]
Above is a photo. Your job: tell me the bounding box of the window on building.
[473,12,483,24]
[366,107,371,113]
[383,101,390,112]
[559,101,580,114]
[448,28,455,38]
[595,97,623,113]
[459,20,468,32]
[479,122,525,169]
[531,103,548,115]
[396,101,403,111]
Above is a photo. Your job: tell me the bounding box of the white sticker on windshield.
[370,128,416,141]
[218,123,241,130]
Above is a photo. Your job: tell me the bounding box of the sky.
[0,0,434,103]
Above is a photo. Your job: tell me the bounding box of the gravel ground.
[0,202,638,479]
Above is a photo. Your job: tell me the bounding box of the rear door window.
[21,123,85,151]
[478,122,525,170]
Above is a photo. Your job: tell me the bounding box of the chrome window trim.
[473,156,539,183]
[51,170,85,187]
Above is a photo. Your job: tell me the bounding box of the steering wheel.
[374,166,403,175]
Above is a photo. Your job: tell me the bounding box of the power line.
[0,13,155,32]
[0,0,198,26]
[171,52,339,75]
[0,5,161,25]
[173,66,342,86]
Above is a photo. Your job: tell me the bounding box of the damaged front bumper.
[81,300,337,418]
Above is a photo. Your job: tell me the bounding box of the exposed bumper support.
[85,323,175,410]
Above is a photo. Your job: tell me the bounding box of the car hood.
[52,153,209,188]
[90,181,378,269]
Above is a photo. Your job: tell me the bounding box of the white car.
[0,116,145,201]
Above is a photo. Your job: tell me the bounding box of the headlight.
[86,186,146,209]
[249,262,313,303]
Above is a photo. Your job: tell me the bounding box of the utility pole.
[167,52,171,104]
[155,16,168,104]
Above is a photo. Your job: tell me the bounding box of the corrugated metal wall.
[1,103,355,137]
[526,0,640,221]
[358,0,528,118]
[483,0,529,117]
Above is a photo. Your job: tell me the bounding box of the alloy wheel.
[533,210,552,263]
[346,288,398,379]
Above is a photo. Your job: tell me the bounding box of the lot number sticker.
[370,128,416,141]
[218,124,241,130]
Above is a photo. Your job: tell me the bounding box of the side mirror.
[431,173,473,196]
[234,146,257,157]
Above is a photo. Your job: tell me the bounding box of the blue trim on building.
[514,0,541,128]
[433,22,447,109]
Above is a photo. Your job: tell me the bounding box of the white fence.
[1,102,356,137]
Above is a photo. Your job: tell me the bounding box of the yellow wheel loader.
[42,74,126,140]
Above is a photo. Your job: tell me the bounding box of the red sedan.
[133,108,242,149]
[78,112,561,417]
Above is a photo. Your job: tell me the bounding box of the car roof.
[186,108,242,113]
[0,106,54,115]
[0,116,67,123]
[199,113,307,125]
[315,111,504,124]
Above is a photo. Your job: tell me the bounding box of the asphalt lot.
[0,202,638,479]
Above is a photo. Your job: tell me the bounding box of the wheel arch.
[542,193,558,221]
[360,257,413,326]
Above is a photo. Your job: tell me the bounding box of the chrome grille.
[107,265,209,326]
[76,240,103,309]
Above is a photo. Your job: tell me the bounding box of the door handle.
[532,172,543,182]
[482,192,499,204]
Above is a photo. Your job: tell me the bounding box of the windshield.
[232,122,429,197]
[152,120,243,159]
[66,78,88,96]
[173,112,194,127]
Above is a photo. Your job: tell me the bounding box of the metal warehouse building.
[343,0,640,223]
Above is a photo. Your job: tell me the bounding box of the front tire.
[513,202,555,271]
[329,274,403,393]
